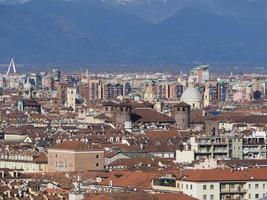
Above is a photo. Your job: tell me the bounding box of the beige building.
[48,141,104,172]
[67,87,76,111]
[0,152,47,172]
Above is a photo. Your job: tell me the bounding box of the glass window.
[203,195,207,200]
[96,163,99,167]
[190,185,193,190]
[203,185,207,190]
[210,195,214,200]
[255,184,259,189]
[210,185,214,190]
[255,194,259,199]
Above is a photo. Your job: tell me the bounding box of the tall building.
[190,65,210,84]
[143,81,157,102]
[67,87,76,111]
[204,81,218,106]
[172,102,191,129]
[51,69,61,82]
[217,81,228,102]
[28,73,42,89]
[104,83,124,99]
[55,82,68,106]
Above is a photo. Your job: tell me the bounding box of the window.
[248,184,251,189]
[255,194,259,199]
[203,195,207,200]
[203,185,207,190]
[183,107,185,111]
[263,184,265,189]
[96,155,99,159]
[186,184,188,189]
[210,195,214,200]
[190,184,192,190]
[96,163,99,167]
[177,183,180,188]
[255,184,259,189]
[210,185,214,190]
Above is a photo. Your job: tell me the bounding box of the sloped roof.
[131,108,175,123]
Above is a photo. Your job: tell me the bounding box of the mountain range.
[0,0,267,67]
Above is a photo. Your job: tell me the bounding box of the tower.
[67,87,76,111]
[172,102,191,130]
[18,95,23,127]
[6,58,16,76]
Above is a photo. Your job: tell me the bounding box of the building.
[0,152,47,172]
[172,102,191,130]
[55,82,68,106]
[152,168,267,200]
[176,136,243,163]
[18,99,41,113]
[143,81,157,102]
[103,101,132,124]
[181,87,202,109]
[67,87,76,111]
[47,141,104,172]
[178,168,267,200]
[104,83,124,99]
[190,65,210,84]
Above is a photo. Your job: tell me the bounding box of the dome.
[181,87,202,102]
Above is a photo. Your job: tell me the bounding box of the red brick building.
[48,141,104,172]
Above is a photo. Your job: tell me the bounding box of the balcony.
[220,188,247,194]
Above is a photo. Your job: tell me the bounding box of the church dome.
[181,87,202,102]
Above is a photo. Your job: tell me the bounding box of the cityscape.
[0,61,267,200]
[1,0,267,200]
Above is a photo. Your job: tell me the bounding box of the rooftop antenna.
[6,58,16,76]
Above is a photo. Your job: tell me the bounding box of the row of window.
[203,195,214,200]
[248,183,265,189]
[248,193,267,199]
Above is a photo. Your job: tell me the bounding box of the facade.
[48,141,104,172]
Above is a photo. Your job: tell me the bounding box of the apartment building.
[152,168,267,200]
[176,136,243,163]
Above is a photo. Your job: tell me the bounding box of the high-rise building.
[190,65,209,84]
[104,83,124,99]
[51,69,61,82]
[217,81,228,102]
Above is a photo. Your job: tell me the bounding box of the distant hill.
[0,0,267,66]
